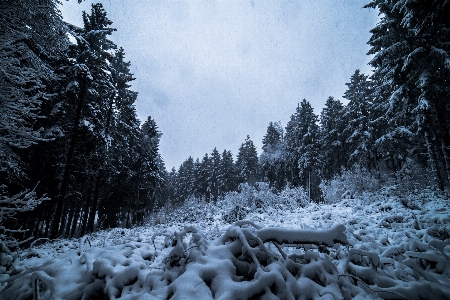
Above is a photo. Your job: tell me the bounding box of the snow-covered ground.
[1,190,449,299]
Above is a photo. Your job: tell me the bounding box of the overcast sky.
[59,0,379,171]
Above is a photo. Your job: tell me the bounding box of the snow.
[1,190,450,299]
[255,224,347,246]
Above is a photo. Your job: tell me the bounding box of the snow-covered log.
[255,223,348,246]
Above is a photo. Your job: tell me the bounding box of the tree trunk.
[441,140,450,190]
[425,131,444,190]
[125,197,132,228]
[70,203,81,238]
[64,205,75,238]
[50,72,88,239]
[36,220,44,238]
[80,184,93,237]
[87,174,101,233]
[58,202,68,237]
[44,218,51,237]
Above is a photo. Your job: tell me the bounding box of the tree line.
[164,135,260,205]
[167,0,450,203]
[1,1,165,244]
[1,0,449,246]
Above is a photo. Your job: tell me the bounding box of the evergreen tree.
[285,104,302,186]
[193,158,202,198]
[260,122,286,190]
[177,156,196,203]
[1,1,167,239]
[87,47,141,231]
[196,154,211,200]
[365,0,450,189]
[163,168,178,207]
[219,150,237,194]
[369,73,423,175]
[342,70,374,171]
[129,116,164,227]
[262,122,283,151]
[236,136,259,185]
[208,148,221,202]
[318,97,346,180]
[285,100,321,201]
[0,0,68,243]
[49,3,119,238]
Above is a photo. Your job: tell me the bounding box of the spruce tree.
[285,100,321,201]
[196,154,211,201]
[342,70,374,171]
[51,3,119,237]
[236,136,259,185]
[219,150,237,194]
[260,122,286,190]
[318,97,346,180]
[208,148,221,202]
[365,0,450,189]
[0,0,68,242]
[177,156,196,203]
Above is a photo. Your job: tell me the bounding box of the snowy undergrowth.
[1,190,449,299]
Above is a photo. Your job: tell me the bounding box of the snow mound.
[1,223,353,299]
[1,194,450,299]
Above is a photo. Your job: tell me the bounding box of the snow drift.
[1,192,450,299]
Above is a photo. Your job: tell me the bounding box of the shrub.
[320,165,381,203]
[278,185,309,208]
[220,183,308,222]
[149,182,309,226]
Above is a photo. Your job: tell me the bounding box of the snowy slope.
[1,190,449,299]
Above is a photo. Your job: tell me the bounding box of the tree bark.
[64,205,75,238]
[425,131,443,190]
[70,203,80,238]
[79,185,92,237]
[441,140,450,190]
[87,174,101,233]
[50,72,88,239]
[58,202,68,237]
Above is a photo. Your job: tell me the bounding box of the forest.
[1,1,450,299]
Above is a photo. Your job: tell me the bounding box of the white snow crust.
[1,191,449,299]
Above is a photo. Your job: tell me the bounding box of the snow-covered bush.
[1,187,48,234]
[149,183,309,226]
[220,183,307,223]
[222,204,250,223]
[0,186,49,273]
[148,196,216,225]
[392,158,434,195]
[320,165,381,203]
[278,185,310,208]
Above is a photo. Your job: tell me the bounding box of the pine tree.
[208,148,221,202]
[0,0,67,243]
[219,150,237,194]
[50,3,119,237]
[365,0,450,190]
[318,97,346,180]
[285,100,320,201]
[236,136,259,185]
[196,154,211,201]
[177,156,196,203]
[0,0,64,180]
[262,122,283,151]
[342,70,374,171]
[193,158,202,198]
[118,116,163,228]
[260,122,286,190]
[163,168,178,208]
[369,73,423,175]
